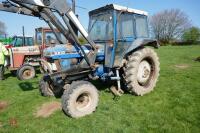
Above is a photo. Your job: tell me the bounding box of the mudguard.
[114,38,159,67]
[125,38,159,55]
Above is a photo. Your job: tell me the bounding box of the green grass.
[0,45,200,133]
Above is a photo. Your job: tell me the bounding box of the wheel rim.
[137,60,151,85]
[75,92,91,111]
[22,69,33,79]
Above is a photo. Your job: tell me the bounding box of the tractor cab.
[88,4,149,67]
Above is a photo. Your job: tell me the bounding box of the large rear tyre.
[62,81,99,118]
[17,65,35,80]
[39,78,63,97]
[124,48,160,96]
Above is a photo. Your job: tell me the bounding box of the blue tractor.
[40,4,160,118]
[0,0,160,118]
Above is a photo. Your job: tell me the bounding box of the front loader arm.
[0,0,97,69]
[0,1,38,17]
[0,1,69,44]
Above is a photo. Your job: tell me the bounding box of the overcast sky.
[0,0,199,36]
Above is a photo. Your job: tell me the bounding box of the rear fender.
[116,38,159,67]
[125,38,159,55]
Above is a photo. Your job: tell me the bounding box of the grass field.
[0,45,200,133]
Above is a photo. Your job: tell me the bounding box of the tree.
[0,21,6,35]
[182,27,200,43]
[151,9,191,44]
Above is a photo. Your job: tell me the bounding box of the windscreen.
[36,30,67,45]
[89,12,113,42]
[45,31,68,45]
[12,37,34,47]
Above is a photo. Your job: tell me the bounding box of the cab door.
[113,12,135,67]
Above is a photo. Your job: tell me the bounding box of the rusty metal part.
[110,86,124,96]
[54,60,61,71]
[40,59,53,74]
[71,58,78,65]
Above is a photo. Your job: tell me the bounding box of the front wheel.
[39,78,63,97]
[62,81,99,118]
[124,48,160,96]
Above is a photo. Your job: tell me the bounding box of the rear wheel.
[62,81,99,118]
[124,48,160,96]
[17,65,35,80]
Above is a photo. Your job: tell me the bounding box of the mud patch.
[174,64,190,69]
[9,118,18,127]
[0,101,8,111]
[35,102,61,118]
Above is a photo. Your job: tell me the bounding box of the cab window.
[15,37,23,47]
[36,32,42,45]
[118,14,134,39]
[135,16,148,38]
[25,38,34,46]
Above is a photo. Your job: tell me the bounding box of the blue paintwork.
[43,43,105,71]
[44,44,104,60]
[119,37,134,42]
[51,53,81,59]
[96,53,105,61]
[44,45,69,55]
[110,10,117,68]
[60,59,72,70]
[94,65,113,81]
[94,65,104,77]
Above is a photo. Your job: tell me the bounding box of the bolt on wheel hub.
[76,93,91,111]
[23,70,32,78]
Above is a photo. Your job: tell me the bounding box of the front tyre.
[62,81,99,118]
[39,78,54,97]
[124,48,160,96]
[39,78,63,97]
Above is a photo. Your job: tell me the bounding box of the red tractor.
[6,27,65,80]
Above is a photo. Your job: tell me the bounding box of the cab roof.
[89,4,148,16]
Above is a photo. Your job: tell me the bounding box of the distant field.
[0,45,200,133]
